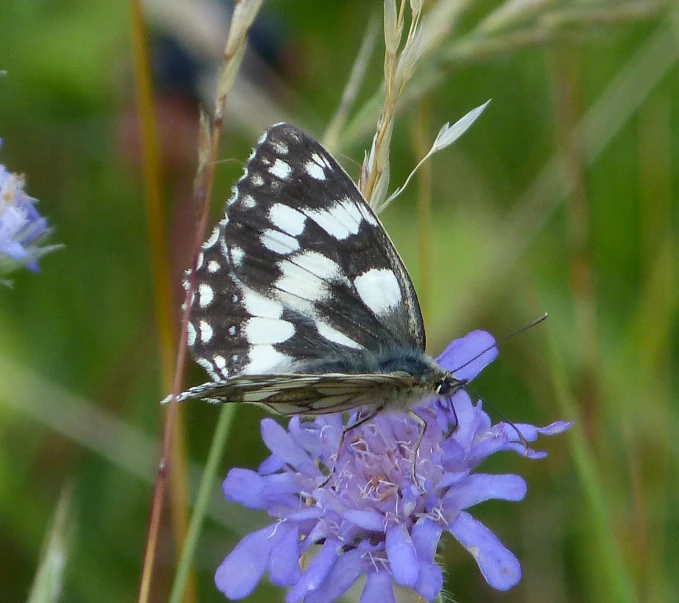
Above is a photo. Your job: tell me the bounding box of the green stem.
[168,405,238,603]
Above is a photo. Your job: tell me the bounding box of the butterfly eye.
[436,380,453,396]
[437,378,462,397]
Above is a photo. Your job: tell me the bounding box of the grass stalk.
[128,1,195,601]
[168,405,238,603]
[545,333,637,603]
[413,99,432,327]
[136,2,265,602]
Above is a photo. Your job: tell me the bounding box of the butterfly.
[163,123,464,422]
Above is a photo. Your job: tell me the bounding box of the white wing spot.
[275,290,316,317]
[305,198,362,240]
[293,250,343,281]
[195,252,204,270]
[196,357,218,379]
[202,225,221,249]
[269,203,306,236]
[354,268,403,316]
[208,260,221,273]
[220,236,229,261]
[272,140,289,155]
[228,325,237,336]
[275,251,343,306]
[305,160,326,180]
[316,321,363,349]
[244,317,295,344]
[214,355,227,370]
[276,262,328,304]
[269,158,292,180]
[198,284,214,308]
[187,322,196,346]
[341,197,363,223]
[199,320,214,343]
[232,354,239,362]
[242,345,292,374]
[231,247,245,266]
[226,186,238,206]
[240,194,256,209]
[250,173,265,187]
[359,203,378,226]
[260,228,300,255]
[241,285,284,319]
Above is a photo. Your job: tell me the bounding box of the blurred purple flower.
[215,331,572,602]
[1,143,60,281]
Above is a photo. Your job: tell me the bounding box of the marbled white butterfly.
[163,123,464,419]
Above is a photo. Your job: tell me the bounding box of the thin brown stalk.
[136,2,265,603]
[359,0,405,202]
[128,0,195,602]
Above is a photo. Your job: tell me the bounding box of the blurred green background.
[0,1,677,602]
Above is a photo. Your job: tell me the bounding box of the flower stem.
[169,404,238,603]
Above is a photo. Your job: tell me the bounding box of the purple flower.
[215,331,572,602]
[0,142,60,281]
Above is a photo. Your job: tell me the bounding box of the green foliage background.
[0,1,677,602]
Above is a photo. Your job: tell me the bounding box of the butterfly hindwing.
[187,123,426,384]
[163,372,417,416]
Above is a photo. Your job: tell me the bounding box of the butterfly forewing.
[187,123,426,390]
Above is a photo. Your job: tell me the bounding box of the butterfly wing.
[162,372,416,416]
[188,123,425,382]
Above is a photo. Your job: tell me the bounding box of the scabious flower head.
[216,331,572,602]
[0,142,59,281]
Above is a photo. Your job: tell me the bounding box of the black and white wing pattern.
[170,123,440,415]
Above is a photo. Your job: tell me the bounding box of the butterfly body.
[166,123,463,417]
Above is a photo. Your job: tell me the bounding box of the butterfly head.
[435,373,465,398]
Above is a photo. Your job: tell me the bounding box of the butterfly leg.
[407,410,427,493]
[318,407,384,489]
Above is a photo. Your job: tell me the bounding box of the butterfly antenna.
[498,313,548,344]
[464,383,529,452]
[452,314,548,376]
[452,316,548,451]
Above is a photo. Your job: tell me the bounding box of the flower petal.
[539,420,574,435]
[269,522,301,586]
[411,518,443,563]
[215,524,282,599]
[223,469,302,510]
[343,509,385,531]
[448,511,521,591]
[261,418,314,471]
[304,549,364,603]
[222,469,268,510]
[385,524,420,588]
[437,330,497,380]
[361,571,395,603]
[285,539,341,603]
[443,474,527,510]
[414,561,443,602]
[258,453,285,475]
